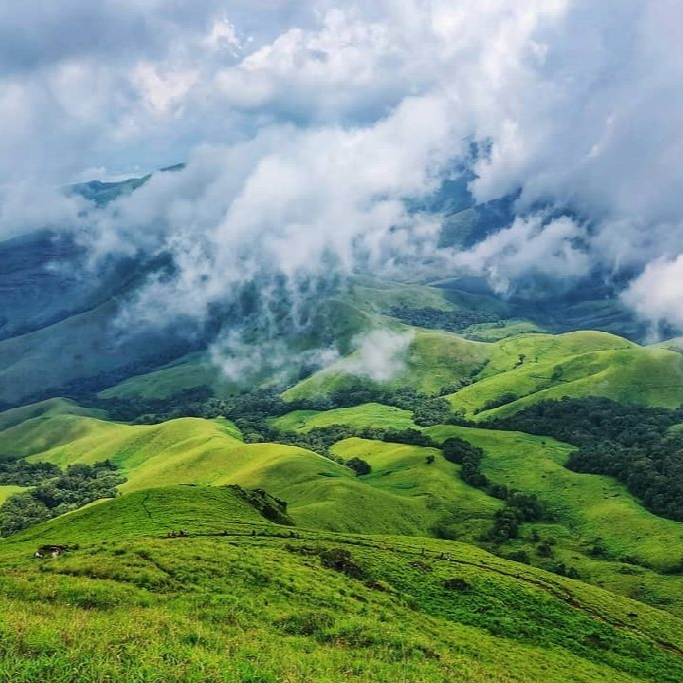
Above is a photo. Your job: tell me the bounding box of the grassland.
[443,332,683,419]
[426,425,683,613]
[270,403,417,432]
[5,321,683,680]
[282,328,683,420]
[2,484,683,682]
[0,485,26,505]
[284,327,490,400]
[98,352,230,401]
[0,409,495,539]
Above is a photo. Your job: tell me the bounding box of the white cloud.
[340,329,415,382]
[453,215,591,294]
[622,254,683,331]
[1,0,683,331]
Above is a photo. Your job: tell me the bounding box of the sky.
[1,0,683,332]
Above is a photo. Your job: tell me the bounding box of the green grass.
[2,486,683,682]
[331,438,499,533]
[98,352,231,401]
[0,485,275,547]
[2,411,488,539]
[426,425,683,613]
[0,485,26,505]
[284,327,490,400]
[445,332,683,419]
[0,397,106,436]
[271,403,417,432]
[464,319,544,341]
[343,277,456,313]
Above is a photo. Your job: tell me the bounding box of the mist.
[2,0,683,382]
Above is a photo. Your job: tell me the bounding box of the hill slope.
[1,485,683,682]
[0,410,493,538]
[445,332,683,419]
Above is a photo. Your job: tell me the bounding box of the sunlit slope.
[284,327,490,400]
[0,486,26,506]
[1,491,683,682]
[426,424,683,612]
[331,437,499,528]
[0,485,272,546]
[270,402,417,432]
[17,415,345,493]
[98,352,229,401]
[445,332,683,419]
[0,398,106,433]
[4,412,490,536]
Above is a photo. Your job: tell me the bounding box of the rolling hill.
[446,333,683,420]
[0,407,495,538]
[2,484,683,682]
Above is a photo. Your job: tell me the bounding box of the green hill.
[284,327,490,400]
[444,332,683,419]
[270,403,417,432]
[2,485,683,682]
[98,352,229,401]
[0,410,492,538]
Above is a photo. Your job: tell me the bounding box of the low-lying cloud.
[1,0,683,356]
[339,329,415,383]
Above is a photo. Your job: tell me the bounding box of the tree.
[347,458,372,476]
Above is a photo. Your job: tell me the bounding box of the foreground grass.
[2,486,683,682]
[426,425,683,614]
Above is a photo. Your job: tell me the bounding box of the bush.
[346,458,372,476]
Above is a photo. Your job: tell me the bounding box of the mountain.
[4,175,683,682]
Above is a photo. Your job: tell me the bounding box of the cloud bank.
[1,0,683,353]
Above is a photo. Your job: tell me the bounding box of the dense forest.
[0,462,126,536]
[389,306,500,333]
[490,397,683,522]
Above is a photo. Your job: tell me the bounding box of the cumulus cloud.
[2,0,683,352]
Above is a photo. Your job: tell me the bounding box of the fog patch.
[340,329,415,383]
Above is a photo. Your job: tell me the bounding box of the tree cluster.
[440,437,549,540]
[0,461,61,486]
[490,397,683,522]
[0,461,126,537]
[389,306,499,333]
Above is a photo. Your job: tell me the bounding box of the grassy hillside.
[331,437,499,533]
[0,485,25,506]
[1,410,490,538]
[0,397,106,433]
[445,332,683,419]
[283,329,683,420]
[271,403,417,432]
[284,327,490,400]
[98,352,228,401]
[344,277,456,313]
[253,398,683,616]
[2,486,683,682]
[426,425,683,613]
